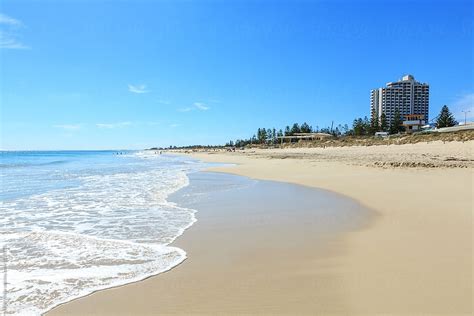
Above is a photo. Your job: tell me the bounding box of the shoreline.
[183,145,473,314]
[49,170,373,315]
[49,142,473,315]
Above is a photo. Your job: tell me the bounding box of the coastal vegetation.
[151,105,466,150]
[436,105,457,128]
[227,122,350,147]
[152,129,474,152]
[224,105,460,147]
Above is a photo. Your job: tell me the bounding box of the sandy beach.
[49,141,473,315]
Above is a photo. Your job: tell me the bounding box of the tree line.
[351,105,457,136]
[351,110,402,136]
[226,122,350,147]
[226,105,458,147]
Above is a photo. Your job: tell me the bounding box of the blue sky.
[1,0,472,150]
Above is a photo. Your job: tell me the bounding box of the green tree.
[251,134,257,144]
[257,128,267,144]
[266,128,273,144]
[353,118,365,136]
[363,116,370,135]
[370,113,380,134]
[380,113,388,132]
[300,122,312,133]
[284,126,291,136]
[389,110,404,134]
[344,124,350,135]
[320,127,331,134]
[290,123,301,135]
[436,105,457,128]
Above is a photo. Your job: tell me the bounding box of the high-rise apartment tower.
[370,75,429,124]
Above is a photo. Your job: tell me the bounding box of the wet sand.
[185,146,473,315]
[49,172,372,315]
[49,141,473,315]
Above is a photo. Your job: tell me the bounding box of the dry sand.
[49,141,473,315]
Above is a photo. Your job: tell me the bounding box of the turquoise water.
[0,151,208,315]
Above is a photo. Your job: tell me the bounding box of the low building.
[292,133,333,140]
[277,132,333,144]
[402,114,426,132]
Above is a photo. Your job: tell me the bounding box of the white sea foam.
[0,152,206,315]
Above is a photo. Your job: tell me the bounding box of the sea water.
[0,150,208,315]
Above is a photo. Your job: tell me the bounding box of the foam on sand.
[0,151,208,315]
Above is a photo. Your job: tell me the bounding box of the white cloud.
[0,13,22,26]
[178,102,210,113]
[170,123,180,128]
[96,122,132,129]
[158,99,171,105]
[128,84,149,94]
[53,124,82,130]
[193,102,210,111]
[0,13,29,49]
[177,102,211,113]
[0,35,29,49]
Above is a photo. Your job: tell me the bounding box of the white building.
[370,75,429,125]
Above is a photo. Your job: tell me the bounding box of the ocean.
[0,150,209,315]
